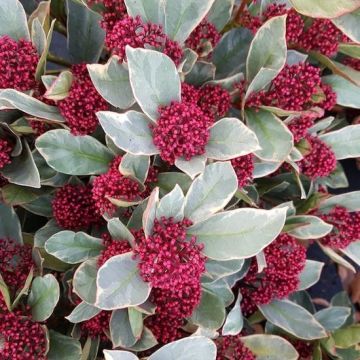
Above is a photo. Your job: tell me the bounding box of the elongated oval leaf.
[0,0,30,40]
[246,16,287,87]
[318,191,360,213]
[246,109,293,162]
[0,203,22,244]
[242,335,299,360]
[206,118,260,160]
[126,47,180,120]
[187,207,287,260]
[104,350,139,360]
[222,293,243,336]
[207,0,234,31]
[88,57,135,109]
[28,274,60,321]
[45,231,104,264]
[48,331,82,360]
[36,129,113,175]
[66,301,101,323]
[184,162,237,223]
[286,215,333,239]
[320,125,360,160]
[341,240,360,266]
[96,253,151,310]
[98,111,159,156]
[148,336,217,360]
[332,10,360,43]
[259,299,327,340]
[110,309,137,348]
[120,154,150,184]
[107,218,135,245]
[156,184,185,221]
[298,260,324,291]
[73,258,98,304]
[175,155,207,179]
[124,0,165,25]
[314,307,351,331]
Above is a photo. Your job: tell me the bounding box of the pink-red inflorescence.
[241,233,307,315]
[297,135,337,179]
[97,233,132,267]
[248,63,336,111]
[0,298,47,360]
[216,335,256,360]
[343,57,360,71]
[91,156,145,215]
[58,64,108,136]
[0,138,12,169]
[185,19,221,54]
[80,310,111,342]
[152,101,213,164]
[105,15,183,65]
[231,154,254,188]
[298,19,348,57]
[287,115,315,143]
[52,184,101,230]
[136,217,206,343]
[94,0,128,32]
[0,36,39,91]
[318,206,360,249]
[0,238,33,290]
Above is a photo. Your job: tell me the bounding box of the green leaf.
[47,330,82,360]
[127,327,158,352]
[148,336,217,360]
[124,0,165,24]
[126,47,180,120]
[207,0,234,31]
[66,0,105,63]
[213,27,253,79]
[22,193,53,217]
[0,274,11,311]
[88,56,135,109]
[319,125,360,160]
[332,9,360,43]
[205,259,245,281]
[104,350,139,360]
[107,218,135,246]
[298,260,324,291]
[163,0,215,43]
[44,71,73,101]
[323,75,360,109]
[120,154,150,184]
[318,242,356,273]
[341,240,360,266]
[110,309,137,348]
[2,141,41,188]
[289,0,360,18]
[175,155,207,179]
[186,61,216,85]
[0,89,64,122]
[142,187,159,237]
[187,207,287,260]
[1,184,41,205]
[65,301,101,323]
[28,274,60,321]
[98,111,159,156]
[36,129,113,175]
[253,159,281,178]
[0,203,22,244]
[157,172,192,194]
[31,18,46,54]
[222,293,243,336]
[73,258,98,304]
[242,335,299,360]
[45,231,104,264]
[184,162,238,223]
[338,43,360,59]
[96,253,151,310]
[156,184,185,221]
[246,109,293,162]
[206,118,260,160]
[318,191,360,213]
[259,299,327,340]
[314,307,351,331]
[246,15,287,89]
[179,48,198,75]
[128,308,143,339]
[286,215,333,240]
[0,0,30,40]
[332,325,360,348]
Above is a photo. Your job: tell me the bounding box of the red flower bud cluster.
[297,135,337,179]
[80,310,111,341]
[185,19,221,54]
[0,238,33,290]
[0,36,39,91]
[58,64,109,136]
[216,335,256,360]
[97,233,132,267]
[0,138,13,169]
[231,154,254,188]
[241,234,306,315]
[343,57,360,71]
[319,206,360,249]
[287,116,315,143]
[96,0,128,32]
[52,184,102,230]
[106,15,183,65]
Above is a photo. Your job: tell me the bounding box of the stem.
[47,53,71,67]
[235,0,252,23]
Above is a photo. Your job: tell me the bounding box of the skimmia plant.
[1,0,360,358]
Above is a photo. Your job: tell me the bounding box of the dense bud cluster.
[216,335,256,360]
[319,206,360,249]
[287,115,315,143]
[343,57,360,71]
[106,15,183,64]
[58,64,109,135]
[97,233,132,267]
[231,154,254,188]
[0,36,39,91]
[95,0,128,32]
[0,138,12,169]
[80,310,111,341]
[297,135,337,179]
[0,238,33,290]
[241,234,307,315]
